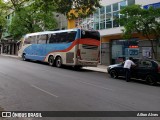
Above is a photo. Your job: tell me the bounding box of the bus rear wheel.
[55,57,62,68]
[48,56,54,66]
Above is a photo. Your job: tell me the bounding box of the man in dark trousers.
[123,57,136,82]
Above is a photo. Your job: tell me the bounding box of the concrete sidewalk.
[0,54,20,58]
[83,65,107,73]
[0,54,107,73]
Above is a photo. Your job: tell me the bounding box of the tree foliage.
[6,0,101,39]
[0,0,8,38]
[119,5,160,58]
[9,3,58,39]
[9,0,101,19]
[55,0,101,19]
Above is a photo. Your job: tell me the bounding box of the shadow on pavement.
[110,76,160,87]
[20,59,103,73]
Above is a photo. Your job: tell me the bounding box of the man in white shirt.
[124,57,136,82]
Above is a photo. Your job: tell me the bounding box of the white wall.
[135,0,160,6]
[99,27,123,36]
[100,0,160,6]
[100,0,121,6]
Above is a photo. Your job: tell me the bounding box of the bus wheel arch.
[55,56,63,68]
[48,55,55,66]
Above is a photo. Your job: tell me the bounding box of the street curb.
[0,54,20,58]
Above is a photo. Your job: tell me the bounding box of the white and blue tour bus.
[18,28,100,69]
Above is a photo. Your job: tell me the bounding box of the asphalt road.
[0,56,160,120]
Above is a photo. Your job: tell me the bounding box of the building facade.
[70,0,160,65]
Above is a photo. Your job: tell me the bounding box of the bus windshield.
[81,30,100,41]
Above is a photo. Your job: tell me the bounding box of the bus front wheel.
[55,57,62,68]
[22,54,26,61]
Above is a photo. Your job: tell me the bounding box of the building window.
[120,1,127,9]
[106,13,112,29]
[113,3,119,11]
[100,22,105,29]
[100,14,105,22]
[94,9,100,30]
[127,0,135,6]
[100,7,105,30]
[113,11,119,27]
[106,21,112,29]
[95,23,99,30]
[100,7,105,14]
[106,13,112,21]
[83,0,135,30]
[106,5,111,13]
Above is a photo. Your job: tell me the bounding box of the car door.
[136,60,152,79]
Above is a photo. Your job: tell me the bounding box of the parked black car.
[107,59,160,85]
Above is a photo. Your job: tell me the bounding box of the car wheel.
[55,57,62,68]
[145,75,157,85]
[48,56,54,66]
[110,70,118,79]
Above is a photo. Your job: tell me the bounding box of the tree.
[119,5,160,59]
[9,3,58,39]
[8,0,101,39]
[0,0,8,38]
[9,0,101,19]
[54,0,101,19]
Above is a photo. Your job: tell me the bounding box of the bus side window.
[58,32,67,43]
[38,34,47,44]
[30,36,37,44]
[25,36,37,44]
[24,38,31,44]
[49,34,57,43]
[67,31,76,42]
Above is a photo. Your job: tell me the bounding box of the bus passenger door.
[36,40,47,61]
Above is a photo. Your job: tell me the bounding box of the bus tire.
[22,54,26,61]
[48,56,54,66]
[55,57,62,68]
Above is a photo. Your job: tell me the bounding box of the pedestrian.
[123,57,136,82]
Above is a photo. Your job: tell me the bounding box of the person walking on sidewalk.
[123,57,136,82]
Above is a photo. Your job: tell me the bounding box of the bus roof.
[24,29,79,38]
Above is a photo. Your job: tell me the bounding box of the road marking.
[31,85,58,98]
[78,81,113,91]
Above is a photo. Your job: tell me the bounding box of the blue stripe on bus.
[23,42,72,61]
